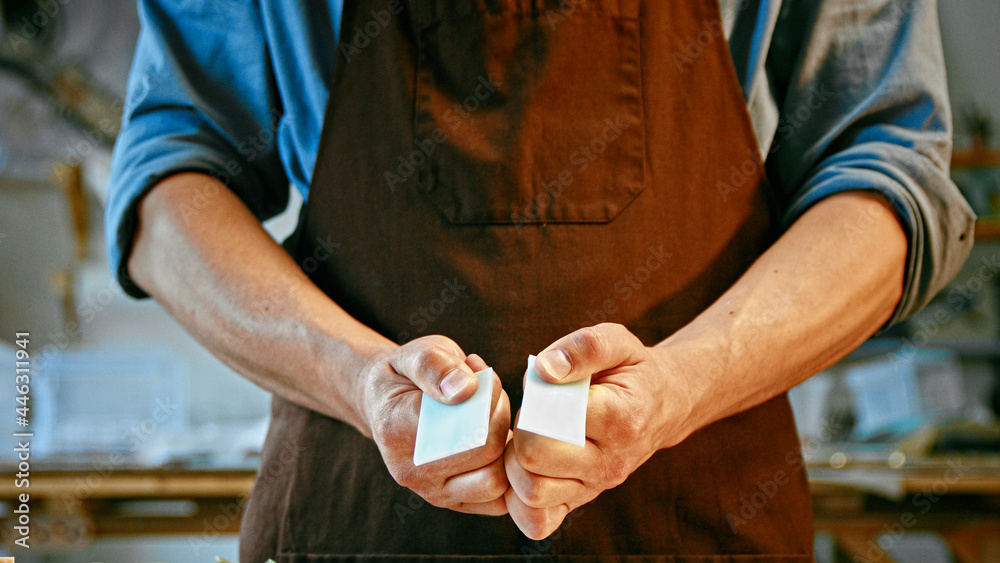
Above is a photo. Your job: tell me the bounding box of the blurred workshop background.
[1,0,1000,561]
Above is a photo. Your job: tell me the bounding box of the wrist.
[351,341,397,438]
[305,300,396,438]
[648,340,713,450]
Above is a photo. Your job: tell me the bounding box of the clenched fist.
[360,335,513,515]
[505,323,694,539]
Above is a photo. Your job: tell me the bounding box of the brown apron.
[240,0,814,560]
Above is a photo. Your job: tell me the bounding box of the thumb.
[392,336,479,404]
[534,323,643,384]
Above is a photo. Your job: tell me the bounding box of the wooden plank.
[0,471,256,499]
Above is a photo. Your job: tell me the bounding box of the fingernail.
[440,369,473,400]
[538,349,572,380]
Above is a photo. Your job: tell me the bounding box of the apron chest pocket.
[412,0,645,225]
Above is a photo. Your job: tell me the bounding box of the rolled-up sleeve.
[107,0,288,298]
[765,0,976,327]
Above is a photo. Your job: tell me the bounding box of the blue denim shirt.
[107,0,976,326]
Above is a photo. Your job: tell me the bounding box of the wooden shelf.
[809,463,1000,563]
[0,469,256,545]
[0,469,255,499]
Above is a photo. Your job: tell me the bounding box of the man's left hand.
[504,323,694,539]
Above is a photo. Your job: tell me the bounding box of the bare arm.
[128,172,513,515]
[127,172,390,434]
[659,190,908,439]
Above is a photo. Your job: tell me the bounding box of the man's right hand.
[359,335,512,515]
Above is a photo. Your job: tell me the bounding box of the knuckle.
[525,524,545,540]
[392,465,421,490]
[600,322,639,350]
[601,392,646,444]
[600,456,630,486]
[482,436,506,462]
[618,409,646,444]
[417,333,456,350]
[523,513,555,540]
[423,488,449,508]
[522,483,547,508]
[413,345,446,368]
[572,326,608,363]
[515,441,544,473]
[480,469,508,499]
[511,471,544,508]
[596,322,626,333]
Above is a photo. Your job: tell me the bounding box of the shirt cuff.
[106,111,286,299]
[780,142,976,331]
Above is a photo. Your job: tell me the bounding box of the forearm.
[657,191,908,444]
[127,172,393,436]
